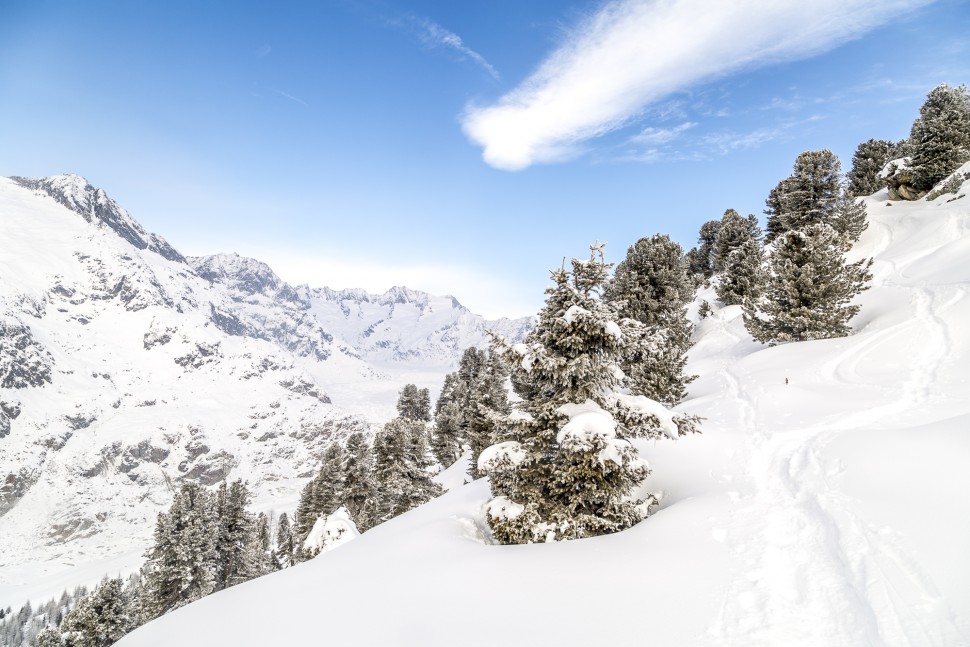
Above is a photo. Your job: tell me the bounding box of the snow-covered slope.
[120,169,970,646]
[0,175,529,610]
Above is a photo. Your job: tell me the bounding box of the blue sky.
[1,0,968,317]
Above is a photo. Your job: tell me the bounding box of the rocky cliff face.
[0,174,531,601]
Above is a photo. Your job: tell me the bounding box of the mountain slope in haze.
[0,174,529,610]
[120,168,970,647]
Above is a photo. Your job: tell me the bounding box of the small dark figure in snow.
[785,377,789,385]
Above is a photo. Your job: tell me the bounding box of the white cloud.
[461,0,934,171]
[417,19,500,80]
[631,121,696,144]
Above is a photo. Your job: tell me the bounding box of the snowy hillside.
[120,169,970,646]
[0,175,528,611]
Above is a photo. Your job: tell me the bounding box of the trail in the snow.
[707,218,968,645]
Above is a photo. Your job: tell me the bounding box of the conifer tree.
[275,512,294,568]
[744,224,873,344]
[764,178,795,243]
[830,190,869,246]
[373,417,442,521]
[466,352,511,479]
[847,139,895,197]
[606,234,696,405]
[716,238,767,307]
[482,245,700,545]
[140,483,217,620]
[214,480,263,590]
[909,83,970,193]
[430,373,464,467]
[341,432,379,531]
[713,209,762,273]
[34,627,64,647]
[396,384,432,422]
[294,444,346,552]
[60,578,129,647]
[691,220,721,278]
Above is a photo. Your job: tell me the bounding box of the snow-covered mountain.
[0,174,531,609]
[119,168,970,646]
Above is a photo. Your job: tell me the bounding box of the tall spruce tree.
[294,444,346,553]
[465,352,511,479]
[482,245,699,545]
[140,483,217,620]
[909,83,970,193]
[606,234,696,405]
[716,238,767,307]
[373,417,442,521]
[341,431,379,531]
[847,139,895,197]
[744,224,873,344]
[275,513,294,568]
[214,480,264,590]
[691,219,721,278]
[60,578,130,647]
[430,373,464,468]
[396,384,432,422]
[713,209,762,273]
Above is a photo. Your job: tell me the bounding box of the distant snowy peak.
[306,285,533,364]
[10,174,184,263]
[188,253,300,304]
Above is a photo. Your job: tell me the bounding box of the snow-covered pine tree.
[293,443,346,555]
[691,219,721,278]
[373,417,442,521]
[396,384,432,422]
[430,373,464,467]
[764,177,796,244]
[140,482,217,620]
[909,83,970,193]
[214,479,263,590]
[847,139,895,197]
[778,149,843,232]
[481,244,700,545]
[275,512,294,568]
[340,431,379,531]
[831,190,869,246]
[33,627,64,647]
[713,208,762,273]
[605,234,696,405]
[716,237,766,307]
[744,224,873,344]
[60,577,129,647]
[466,352,510,479]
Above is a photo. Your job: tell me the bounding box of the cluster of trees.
[292,386,442,557]
[849,84,970,200]
[429,347,509,477]
[5,479,285,647]
[685,148,874,345]
[479,244,701,544]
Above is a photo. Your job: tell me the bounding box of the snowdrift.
[120,168,970,646]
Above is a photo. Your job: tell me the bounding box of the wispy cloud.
[631,121,696,145]
[273,89,309,107]
[462,0,934,171]
[255,44,272,58]
[415,18,500,80]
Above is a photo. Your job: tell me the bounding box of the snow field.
[120,174,970,646]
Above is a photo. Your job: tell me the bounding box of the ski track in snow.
[708,206,968,646]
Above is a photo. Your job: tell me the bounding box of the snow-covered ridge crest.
[10,174,185,263]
